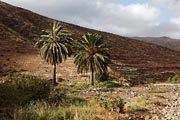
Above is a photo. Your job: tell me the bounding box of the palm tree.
[74,33,110,86]
[35,22,73,85]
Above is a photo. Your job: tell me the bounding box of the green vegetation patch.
[96,95,126,113]
[103,81,121,88]
[148,89,166,94]
[0,73,50,106]
[167,75,180,83]
[13,100,103,120]
[127,104,148,112]
[0,73,51,119]
[0,73,105,120]
[71,82,89,90]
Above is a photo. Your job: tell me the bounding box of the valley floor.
[0,72,179,120]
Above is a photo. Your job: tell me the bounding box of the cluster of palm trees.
[35,22,110,86]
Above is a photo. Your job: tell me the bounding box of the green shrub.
[0,73,50,107]
[95,72,109,82]
[48,89,87,106]
[11,74,50,101]
[99,87,113,92]
[104,81,121,88]
[14,101,74,120]
[11,74,47,90]
[127,104,148,112]
[13,100,103,120]
[96,95,126,113]
[1,73,106,120]
[167,75,180,83]
[71,82,89,89]
[55,95,87,106]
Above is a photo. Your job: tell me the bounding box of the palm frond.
[35,22,73,65]
[74,33,110,74]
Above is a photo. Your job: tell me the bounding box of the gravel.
[149,84,180,120]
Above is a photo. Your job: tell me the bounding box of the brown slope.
[133,36,180,52]
[1,1,180,84]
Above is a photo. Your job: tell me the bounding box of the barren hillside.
[1,1,180,84]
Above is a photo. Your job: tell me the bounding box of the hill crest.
[133,36,180,52]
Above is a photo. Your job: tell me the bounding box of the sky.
[2,0,180,39]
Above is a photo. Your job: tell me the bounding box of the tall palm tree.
[35,22,73,85]
[74,33,110,86]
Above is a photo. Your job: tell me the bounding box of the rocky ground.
[122,84,180,120]
[77,83,180,120]
[149,84,180,120]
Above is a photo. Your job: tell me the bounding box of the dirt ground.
[0,47,179,120]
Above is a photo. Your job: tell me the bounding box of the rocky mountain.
[133,36,180,52]
[1,1,180,84]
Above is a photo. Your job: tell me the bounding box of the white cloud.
[2,0,180,39]
[170,17,180,26]
[149,0,180,15]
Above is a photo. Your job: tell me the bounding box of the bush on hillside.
[167,74,180,83]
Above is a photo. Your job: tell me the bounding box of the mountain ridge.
[133,36,180,52]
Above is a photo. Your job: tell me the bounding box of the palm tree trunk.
[53,64,57,85]
[90,63,94,86]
